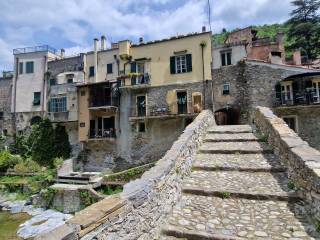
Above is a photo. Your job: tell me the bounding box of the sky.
[0,0,294,72]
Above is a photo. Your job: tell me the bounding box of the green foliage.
[29,119,56,167]
[13,158,41,176]
[0,150,23,172]
[98,186,123,196]
[79,190,97,208]
[219,192,231,199]
[287,181,296,190]
[40,188,58,207]
[54,125,71,160]
[104,162,155,183]
[286,0,320,59]
[258,133,269,142]
[53,157,64,169]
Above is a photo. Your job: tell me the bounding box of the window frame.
[33,92,41,106]
[222,83,230,95]
[282,115,298,132]
[26,61,34,74]
[221,50,232,67]
[175,55,187,74]
[89,66,95,77]
[49,95,67,113]
[107,63,113,74]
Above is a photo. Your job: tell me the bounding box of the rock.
[254,231,268,237]
[10,201,27,214]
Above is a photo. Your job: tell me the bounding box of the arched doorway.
[214,108,240,125]
[30,116,42,125]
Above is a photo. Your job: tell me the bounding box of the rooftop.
[13,45,58,55]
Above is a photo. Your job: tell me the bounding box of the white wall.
[212,45,247,69]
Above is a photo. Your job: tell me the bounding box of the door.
[281,83,292,104]
[97,117,103,137]
[137,96,146,117]
[283,117,297,132]
[313,81,320,103]
[177,91,187,114]
[90,119,96,138]
[193,95,202,113]
[103,116,115,138]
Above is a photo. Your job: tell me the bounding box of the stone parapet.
[254,106,320,224]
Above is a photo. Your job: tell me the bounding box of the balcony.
[274,90,320,107]
[119,73,151,89]
[89,128,116,140]
[88,83,119,112]
[13,45,58,55]
[47,112,69,122]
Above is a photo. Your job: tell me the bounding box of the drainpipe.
[94,38,99,83]
[200,42,206,110]
[42,56,48,116]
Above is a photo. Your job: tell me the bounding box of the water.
[0,211,30,240]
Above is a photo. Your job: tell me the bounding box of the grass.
[219,192,231,199]
[97,185,123,196]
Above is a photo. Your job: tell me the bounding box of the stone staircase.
[160,125,319,239]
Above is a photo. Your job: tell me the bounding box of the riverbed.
[0,211,31,240]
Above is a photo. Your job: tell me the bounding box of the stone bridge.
[37,107,320,240]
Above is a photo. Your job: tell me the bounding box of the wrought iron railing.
[89,128,116,139]
[274,90,320,106]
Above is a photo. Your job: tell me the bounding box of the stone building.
[47,54,85,154]
[77,30,213,171]
[0,72,13,135]
[274,72,320,150]
[11,45,61,132]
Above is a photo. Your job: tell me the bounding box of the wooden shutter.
[170,56,176,74]
[186,54,192,72]
[131,62,136,73]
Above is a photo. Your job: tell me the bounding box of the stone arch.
[214,107,240,125]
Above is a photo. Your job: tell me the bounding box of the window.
[67,78,73,84]
[49,79,56,86]
[26,61,34,74]
[221,51,232,66]
[170,54,192,74]
[49,96,67,112]
[107,63,113,74]
[176,55,186,73]
[19,62,23,74]
[0,112,3,120]
[89,66,94,77]
[283,116,297,132]
[33,92,41,106]
[223,83,230,95]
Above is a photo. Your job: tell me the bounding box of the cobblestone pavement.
[160,125,319,239]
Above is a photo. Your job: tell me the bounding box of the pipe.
[200,42,206,109]
[94,38,99,83]
[12,57,19,140]
[41,56,47,115]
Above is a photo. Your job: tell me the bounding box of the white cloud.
[0,0,294,71]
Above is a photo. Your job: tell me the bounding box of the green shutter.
[170,56,176,74]
[186,54,192,72]
[131,62,136,73]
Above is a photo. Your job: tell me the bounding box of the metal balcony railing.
[89,128,116,139]
[13,45,58,55]
[119,73,151,87]
[274,90,320,107]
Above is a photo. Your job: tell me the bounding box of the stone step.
[207,125,253,134]
[55,178,89,185]
[182,171,298,201]
[199,142,273,154]
[193,153,286,172]
[163,195,319,239]
[204,133,259,142]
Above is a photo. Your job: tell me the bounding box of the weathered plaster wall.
[274,106,320,151]
[212,44,247,69]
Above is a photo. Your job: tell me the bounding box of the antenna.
[207,0,212,31]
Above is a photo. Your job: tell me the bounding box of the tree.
[286,0,320,60]
[29,118,56,167]
[54,125,71,160]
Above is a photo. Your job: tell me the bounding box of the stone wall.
[0,76,13,134]
[212,61,312,123]
[254,106,320,224]
[47,110,214,239]
[274,106,320,151]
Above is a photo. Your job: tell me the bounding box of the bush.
[53,157,64,170]
[0,150,23,172]
[54,125,71,160]
[13,158,41,176]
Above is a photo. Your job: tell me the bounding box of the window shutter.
[170,56,176,74]
[131,62,136,73]
[275,83,281,99]
[186,54,192,72]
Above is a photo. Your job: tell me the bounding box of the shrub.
[13,158,41,175]
[54,125,71,160]
[0,150,23,172]
[53,157,64,170]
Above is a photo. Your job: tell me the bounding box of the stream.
[0,211,31,240]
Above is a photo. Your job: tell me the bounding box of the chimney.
[293,50,302,66]
[202,26,206,32]
[139,37,144,44]
[60,49,65,59]
[93,38,99,82]
[101,35,106,50]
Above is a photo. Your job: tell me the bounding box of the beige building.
[77,30,213,171]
